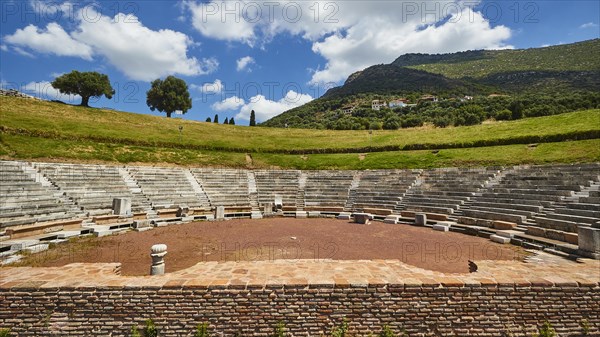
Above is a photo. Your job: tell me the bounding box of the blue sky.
[1,0,598,125]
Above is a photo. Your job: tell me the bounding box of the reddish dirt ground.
[20,218,526,275]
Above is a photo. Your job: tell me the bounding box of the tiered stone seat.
[0,161,82,229]
[463,165,600,241]
[254,170,300,208]
[527,164,600,239]
[127,167,208,210]
[36,163,150,217]
[193,169,251,208]
[304,171,354,212]
[398,168,497,215]
[350,170,418,212]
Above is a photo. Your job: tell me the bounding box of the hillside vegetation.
[399,39,600,78]
[1,96,599,169]
[263,39,600,129]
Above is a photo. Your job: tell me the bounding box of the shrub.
[433,116,451,128]
[383,116,401,130]
[400,115,424,128]
[379,325,396,337]
[273,321,286,337]
[195,322,210,337]
[533,321,556,337]
[144,319,158,337]
[331,318,350,337]
[580,318,591,336]
[130,326,141,337]
[0,329,10,337]
[378,325,407,337]
[495,109,512,121]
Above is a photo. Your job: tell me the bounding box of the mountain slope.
[263,39,600,129]
[322,65,485,99]
[397,39,600,78]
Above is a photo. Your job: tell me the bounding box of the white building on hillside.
[372,100,387,111]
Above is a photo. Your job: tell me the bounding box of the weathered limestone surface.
[1,253,599,336]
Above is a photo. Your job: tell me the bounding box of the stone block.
[56,231,81,239]
[23,243,49,254]
[274,196,283,210]
[432,224,449,232]
[133,220,152,229]
[493,220,517,230]
[578,226,600,259]
[176,206,189,217]
[8,239,40,250]
[353,213,373,225]
[308,211,321,218]
[112,198,132,216]
[490,234,511,244]
[337,212,352,220]
[526,226,546,237]
[263,203,273,215]
[437,221,455,227]
[476,219,493,228]
[384,215,401,224]
[215,206,225,220]
[251,211,263,219]
[564,232,579,245]
[295,211,307,219]
[415,213,427,226]
[496,231,514,239]
[427,213,449,221]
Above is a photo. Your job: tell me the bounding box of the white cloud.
[185,1,512,84]
[310,7,512,84]
[234,90,313,122]
[212,96,246,111]
[185,0,257,45]
[22,80,81,102]
[3,4,216,81]
[3,23,93,60]
[192,79,223,94]
[236,56,255,72]
[579,22,598,29]
[72,9,212,81]
[28,0,73,15]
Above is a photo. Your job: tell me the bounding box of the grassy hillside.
[263,39,600,129]
[400,39,600,78]
[1,96,599,169]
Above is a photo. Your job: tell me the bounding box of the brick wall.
[1,284,599,336]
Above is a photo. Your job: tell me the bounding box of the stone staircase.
[26,162,83,215]
[343,172,362,211]
[246,172,262,219]
[119,167,157,219]
[394,173,423,213]
[295,172,307,211]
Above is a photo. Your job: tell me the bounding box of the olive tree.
[146,76,192,118]
[51,70,114,107]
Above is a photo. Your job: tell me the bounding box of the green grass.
[1,96,599,169]
[2,133,599,170]
[2,96,599,152]
[406,39,600,78]
[253,139,600,169]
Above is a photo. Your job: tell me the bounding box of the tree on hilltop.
[51,70,114,107]
[249,110,256,126]
[146,76,192,118]
[229,117,235,125]
[224,117,229,124]
[205,117,212,122]
[214,114,219,123]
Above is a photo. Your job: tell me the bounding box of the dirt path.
[16,218,526,275]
